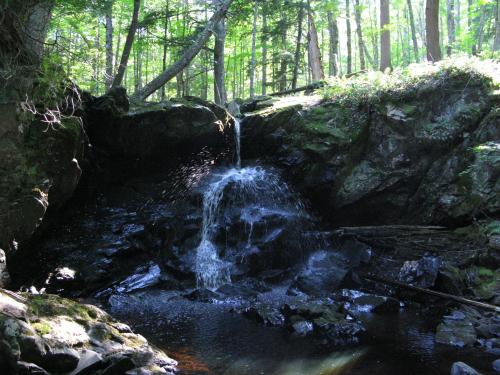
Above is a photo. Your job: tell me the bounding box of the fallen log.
[362,274,500,313]
[269,81,325,97]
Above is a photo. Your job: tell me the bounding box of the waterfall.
[234,118,241,169]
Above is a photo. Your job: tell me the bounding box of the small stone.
[292,321,314,336]
[450,361,480,375]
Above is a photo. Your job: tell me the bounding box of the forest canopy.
[3,0,500,104]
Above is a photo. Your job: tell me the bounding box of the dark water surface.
[108,290,496,375]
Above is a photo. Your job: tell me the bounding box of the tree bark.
[495,0,500,51]
[346,0,353,74]
[307,11,324,81]
[354,0,366,70]
[132,0,233,102]
[249,0,258,98]
[292,1,305,89]
[468,0,477,55]
[214,11,227,105]
[161,1,170,101]
[476,6,486,53]
[111,0,140,90]
[380,0,391,71]
[327,11,339,76]
[425,0,441,61]
[105,1,114,90]
[279,15,288,92]
[261,4,268,95]
[446,0,455,56]
[407,0,419,62]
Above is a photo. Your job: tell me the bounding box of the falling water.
[234,118,241,169]
[195,118,305,290]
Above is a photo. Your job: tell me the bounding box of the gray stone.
[450,361,480,375]
[292,321,314,336]
[17,361,49,375]
[42,347,80,373]
[493,359,500,373]
[69,350,104,375]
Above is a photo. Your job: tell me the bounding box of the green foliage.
[322,57,499,106]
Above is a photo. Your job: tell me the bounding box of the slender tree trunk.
[380,0,391,71]
[249,1,258,97]
[161,1,169,100]
[407,0,419,62]
[327,11,339,76]
[369,0,379,68]
[346,0,353,74]
[476,6,487,53]
[495,0,500,51]
[105,1,114,90]
[261,4,268,95]
[114,16,122,73]
[426,0,442,61]
[307,11,325,81]
[279,15,288,91]
[292,1,305,89]
[132,0,233,101]
[446,0,455,56]
[111,0,140,90]
[354,0,366,70]
[214,15,227,104]
[468,0,477,55]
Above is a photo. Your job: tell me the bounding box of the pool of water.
[107,289,496,375]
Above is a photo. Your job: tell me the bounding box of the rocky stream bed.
[0,62,499,374]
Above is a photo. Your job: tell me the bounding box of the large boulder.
[0,292,177,374]
[241,62,500,226]
[85,92,234,171]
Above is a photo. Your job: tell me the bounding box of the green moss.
[28,294,98,323]
[32,321,52,335]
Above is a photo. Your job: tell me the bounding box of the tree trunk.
[111,0,140,90]
[249,0,258,98]
[292,1,305,89]
[214,14,227,105]
[279,15,288,92]
[446,0,455,56]
[426,0,441,61]
[468,0,476,55]
[307,12,324,81]
[476,6,487,53]
[354,0,366,70]
[261,4,268,95]
[407,0,419,62]
[132,0,233,102]
[105,1,114,90]
[380,0,391,71]
[346,0,353,74]
[327,11,339,76]
[161,1,170,101]
[495,0,500,51]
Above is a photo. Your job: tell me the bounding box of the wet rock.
[436,308,478,348]
[398,255,441,288]
[292,320,314,336]
[243,304,285,327]
[493,359,500,373]
[450,361,480,375]
[184,288,218,302]
[0,249,10,287]
[0,291,27,319]
[348,294,400,314]
[17,361,49,374]
[101,354,135,374]
[290,251,353,296]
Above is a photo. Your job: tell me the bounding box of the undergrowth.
[322,57,500,106]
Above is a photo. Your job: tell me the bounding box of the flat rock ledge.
[0,290,177,374]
